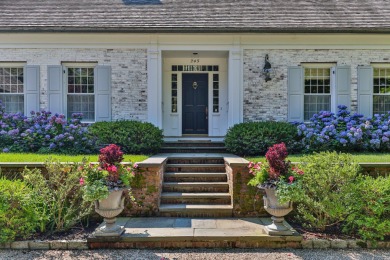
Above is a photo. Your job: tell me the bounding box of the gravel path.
[1,248,389,260]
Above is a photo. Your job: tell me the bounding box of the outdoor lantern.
[263,54,272,82]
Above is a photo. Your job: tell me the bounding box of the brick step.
[161,192,231,205]
[163,142,225,148]
[167,158,225,165]
[165,164,226,173]
[164,172,227,182]
[162,182,229,192]
[160,147,227,153]
[159,204,233,218]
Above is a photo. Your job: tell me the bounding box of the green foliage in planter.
[343,175,390,241]
[22,159,93,233]
[224,121,303,156]
[0,178,45,242]
[291,152,361,231]
[88,120,163,154]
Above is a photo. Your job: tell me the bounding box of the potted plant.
[248,142,304,235]
[80,144,137,236]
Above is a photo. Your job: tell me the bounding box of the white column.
[147,42,162,128]
[228,49,243,127]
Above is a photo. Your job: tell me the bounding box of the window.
[288,63,349,122]
[373,67,390,115]
[303,65,332,120]
[213,74,219,113]
[65,64,95,121]
[171,74,177,113]
[0,66,24,113]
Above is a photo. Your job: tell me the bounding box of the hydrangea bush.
[0,101,95,154]
[298,105,390,152]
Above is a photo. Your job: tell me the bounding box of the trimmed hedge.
[224,121,302,156]
[88,120,163,154]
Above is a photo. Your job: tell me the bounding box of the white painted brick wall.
[243,49,390,122]
[0,48,147,121]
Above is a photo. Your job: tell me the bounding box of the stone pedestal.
[262,187,293,236]
[93,189,126,237]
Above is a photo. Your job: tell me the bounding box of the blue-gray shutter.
[335,66,351,110]
[47,65,63,114]
[357,66,373,117]
[95,66,111,122]
[288,66,304,122]
[24,65,40,116]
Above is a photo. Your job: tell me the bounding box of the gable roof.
[1,0,390,33]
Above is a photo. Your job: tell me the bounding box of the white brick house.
[0,0,389,139]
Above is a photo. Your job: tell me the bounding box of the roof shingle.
[1,0,389,33]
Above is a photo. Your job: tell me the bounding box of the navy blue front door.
[182,73,208,135]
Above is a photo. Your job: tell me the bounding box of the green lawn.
[0,153,149,163]
[246,153,390,163]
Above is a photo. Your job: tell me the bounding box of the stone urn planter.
[262,187,293,235]
[93,189,126,236]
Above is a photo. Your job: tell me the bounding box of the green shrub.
[22,159,93,233]
[291,152,361,231]
[343,176,390,241]
[0,178,45,242]
[224,121,302,156]
[88,120,163,154]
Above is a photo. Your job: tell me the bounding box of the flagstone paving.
[87,217,301,248]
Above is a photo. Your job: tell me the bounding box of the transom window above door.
[171,65,219,72]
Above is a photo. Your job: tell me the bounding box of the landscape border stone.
[3,238,389,250]
[0,242,11,249]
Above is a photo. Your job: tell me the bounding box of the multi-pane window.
[67,67,95,121]
[171,74,178,113]
[373,67,390,114]
[213,74,219,113]
[303,66,332,120]
[0,67,24,113]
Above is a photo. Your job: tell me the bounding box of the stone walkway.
[88,217,301,249]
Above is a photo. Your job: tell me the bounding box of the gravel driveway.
[1,248,389,260]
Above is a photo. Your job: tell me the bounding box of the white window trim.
[0,62,26,114]
[301,63,336,121]
[371,64,390,115]
[62,62,97,123]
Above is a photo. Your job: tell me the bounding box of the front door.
[182,73,208,135]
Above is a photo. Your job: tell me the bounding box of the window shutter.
[24,65,40,116]
[334,66,351,111]
[357,66,373,117]
[47,65,64,114]
[288,66,304,122]
[95,65,111,122]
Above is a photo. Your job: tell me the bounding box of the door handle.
[205,107,208,120]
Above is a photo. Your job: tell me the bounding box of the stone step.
[160,147,228,153]
[164,172,227,182]
[167,158,225,165]
[159,204,233,218]
[87,217,302,249]
[162,182,229,193]
[163,141,225,148]
[160,192,231,205]
[165,164,226,173]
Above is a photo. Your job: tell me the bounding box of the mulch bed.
[28,220,100,241]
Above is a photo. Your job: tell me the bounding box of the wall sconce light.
[263,54,272,82]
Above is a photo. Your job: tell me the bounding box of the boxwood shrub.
[224,121,302,156]
[88,120,163,154]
